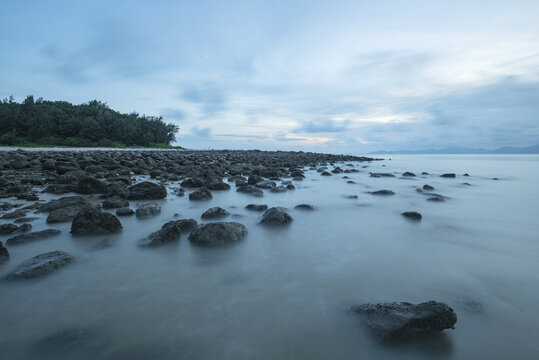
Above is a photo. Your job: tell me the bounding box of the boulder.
[47,204,93,224]
[189,222,248,246]
[0,241,9,262]
[4,251,76,280]
[163,219,198,232]
[116,207,134,216]
[370,173,395,178]
[6,229,62,245]
[236,185,264,197]
[71,208,122,235]
[423,184,434,191]
[206,182,231,191]
[102,198,129,209]
[75,176,107,194]
[189,188,213,201]
[260,207,293,225]
[245,204,268,212]
[402,211,422,221]
[369,190,395,195]
[127,181,167,200]
[270,186,287,193]
[351,301,457,342]
[18,223,32,232]
[39,196,90,213]
[295,204,315,210]
[0,223,18,235]
[440,173,456,178]
[402,172,416,177]
[201,207,230,219]
[180,177,204,188]
[135,203,161,219]
[106,181,129,199]
[321,171,332,176]
[255,180,276,189]
[140,222,181,247]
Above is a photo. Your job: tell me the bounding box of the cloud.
[160,108,186,121]
[181,83,227,117]
[294,119,350,133]
[191,127,212,137]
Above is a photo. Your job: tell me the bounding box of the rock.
[351,301,457,342]
[180,177,204,188]
[0,241,9,262]
[320,171,332,176]
[440,173,456,178]
[463,173,470,177]
[4,251,76,280]
[248,174,264,185]
[39,196,90,213]
[14,217,38,223]
[370,173,395,178]
[402,211,422,220]
[290,170,305,178]
[491,177,499,181]
[237,184,264,197]
[423,184,434,191]
[255,180,276,189]
[369,190,395,195]
[106,181,129,199]
[127,181,167,200]
[427,196,445,202]
[286,184,296,190]
[207,182,231,191]
[270,186,287,193]
[189,188,213,201]
[260,207,293,225]
[1,209,28,219]
[402,172,416,177]
[71,208,122,235]
[18,223,32,232]
[75,176,107,194]
[140,222,181,247]
[163,219,198,232]
[102,198,129,209]
[201,207,230,219]
[115,207,134,216]
[295,204,315,210]
[6,229,62,245]
[245,204,268,212]
[135,203,161,219]
[0,223,18,235]
[347,180,356,184]
[47,204,93,224]
[189,222,248,246]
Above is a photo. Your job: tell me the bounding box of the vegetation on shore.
[0,96,181,148]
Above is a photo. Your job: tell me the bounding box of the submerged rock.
[201,207,230,220]
[140,222,181,247]
[369,190,395,195]
[116,207,134,216]
[423,184,434,191]
[47,204,93,224]
[260,207,293,225]
[0,223,18,235]
[6,229,62,245]
[127,181,167,200]
[402,211,422,221]
[18,223,32,232]
[163,218,198,233]
[4,251,76,280]
[102,198,129,209]
[39,196,90,213]
[71,208,122,235]
[440,173,456,178]
[295,204,315,210]
[245,204,268,212]
[135,203,161,219]
[75,176,107,194]
[189,188,213,201]
[188,222,248,246]
[370,173,395,178]
[351,301,457,342]
[206,181,231,191]
[237,184,264,197]
[402,172,416,177]
[0,241,9,262]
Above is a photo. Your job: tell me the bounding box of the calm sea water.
[1,154,538,360]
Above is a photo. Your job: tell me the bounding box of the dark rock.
[427,196,445,202]
[260,207,293,225]
[128,181,167,200]
[6,229,61,245]
[248,174,264,185]
[39,196,90,213]
[344,195,358,199]
[491,177,499,181]
[463,173,470,177]
[440,173,456,178]
[286,184,296,190]
[295,204,315,210]
[140,222,181,247]
[237,184,264,197]
[163,219,198,233]
[189,222,248,246]
[135,203,161,219]
[71,208,122,235]
[370,173,395,178]
[351,301,457,342]
[4,251,76,280]
[47,204,93,224]
[1,209,28,219]
[270,186,287,193]
[0,241,9,262]
[245,204,268,212]
[18,223,33,232]
[116,207,134,216]
[0,223,18,235]
[106,181,129,199]
[189,188,213,201]
[75,176,107,194]
[423,184,434,191]
[180,177,204,188]
[255,180,276,189]
[102,198,129,209]
[290,170,305,178]
[201,207,230,219]
[321,171,332,176]
[402,211,422,220]
[347,180,356,184]
[369,190,395,195]
[402,172,416,177]
[206,182,231,191]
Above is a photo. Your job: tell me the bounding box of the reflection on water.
[1,155,539,359]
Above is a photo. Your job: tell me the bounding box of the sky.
[1,0,538,153]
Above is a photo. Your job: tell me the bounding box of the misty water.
[1,154,539,360]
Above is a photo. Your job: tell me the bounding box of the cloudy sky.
[1,0,538,153]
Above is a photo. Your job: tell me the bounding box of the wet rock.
[423,184,434,191]
[39,196,90,213]
[201,207,230,219]
[402,211,422,221]
[295,204,315,210]
[106,181,129,199]
[270,186,287,193]
[402,172,416,177]
[344,195,358,199]
[260,207,293,225]
[347,180,356,184]
[290,170,305,178]
[140,222,181,247]
[255,180,276,189]
[370,173,395,178]
[0,241,9,262]
[135,203,161,219]
[1,209,28,219]
[286,184,296,190]
[189,222,248,246]
[237,184,264,197]
[207,181,231,191]
[369,190,395,195]
[245,204,268,212]
[462,182,471,186]
[0,223,18,235]
[180,177,204,188]
[351,301,457,342]
[6,229,62,245]
[116,207,134,216]
[164,219,198,232]
[4,251,76,280]
[18,223,32,232]
[440,173,456,178]
[427,194,446,202]
[189,188,213,201]
[248,174,264,185]
[71,208,122,235]
[320,171,332,176]
[491,177,499,181]
[47,204,93,224]
[127,181,167,200]
[463,173,470,177]
[102,198,129,209]
[75,176,107,194]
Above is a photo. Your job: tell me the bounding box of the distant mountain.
[369,144,539,154]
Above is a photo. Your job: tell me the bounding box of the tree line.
[0,95,180,147]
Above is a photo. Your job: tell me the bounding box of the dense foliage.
[0,95,180,147]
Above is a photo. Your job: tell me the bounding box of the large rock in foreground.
[71,208,122,235]
[128,181,167,200]
[351,301,457,342]
[4,251,76,280]
[260,207,293,225]
[189,222,247,246]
